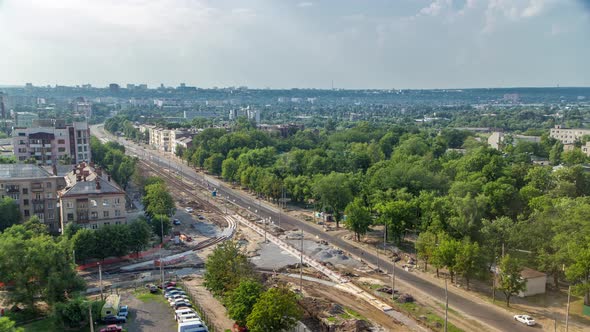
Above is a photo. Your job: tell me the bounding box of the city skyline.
[0,0,589,89]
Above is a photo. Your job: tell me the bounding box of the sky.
[0,0,589,89]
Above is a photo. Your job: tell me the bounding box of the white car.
[185,207,194,213]
[514,315,536,326]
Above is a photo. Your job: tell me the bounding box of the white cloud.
[419,0,452,17]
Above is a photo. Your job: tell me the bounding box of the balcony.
[29,144,42,148]
[5,186,20,193]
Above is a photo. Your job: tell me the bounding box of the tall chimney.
[95,179,101,190]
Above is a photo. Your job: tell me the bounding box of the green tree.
[0,197,20,232]
[221,157,240,182]
[72,229,97,263]
[343,198,372,241]
[375,200,415,245]
[312,172,354,228]
[454,239,484,289]
[246,286,302,332]
[497,255,526,307]
[142,182,175,217]
[204,153,224,175]
[204,241,255,296]
[52,297,90,329]
[416,231,437,272]
[432,234,460,282]
[127,218,152,256]
[225,279,264,327]
[565,240,590,305]
[148,214,171,242]
[0,317,23,332]
[561,148,587,166]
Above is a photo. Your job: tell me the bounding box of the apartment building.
[12,121,91,165]
[148,126,171,152]
[0,164,65,232]
[58,162,127,230]
[549,125,590,145]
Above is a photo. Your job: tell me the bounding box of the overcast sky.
[0,0,589,89]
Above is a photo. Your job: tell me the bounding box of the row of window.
[82,221,123,230]
[65,198,121,209]
[22,210,54,220]
[66,210,122,221]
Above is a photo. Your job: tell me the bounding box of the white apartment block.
[12,121,91,165]
[549,125,590,145]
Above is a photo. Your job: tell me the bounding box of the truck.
[101,294,121,319]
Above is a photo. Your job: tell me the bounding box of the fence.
[178,279,218,332]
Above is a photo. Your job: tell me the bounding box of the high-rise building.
[109,83,120,94]
[12,121,91,165]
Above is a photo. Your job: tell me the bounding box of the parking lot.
[113,290,177,332]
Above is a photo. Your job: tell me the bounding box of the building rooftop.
[520,267,546,279]
[0,164,53,179]
[60,162,124,197]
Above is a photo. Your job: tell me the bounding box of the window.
[91,211,98,219]
[58,139,65,144]
[103,222,110,226]
[58,147,66,152]
[114,198,121,206]
[67,213,74,221]
[115,221,121,225]
[18,133,25,137]
[78,146,82,152]
[24,210,30,217]
[103,211,109,218]
[66,201,74,209]
[115,210,121,217]
[103,199,109,206]
[19,140,25,144]
[48,212,54,220]
[18,148,27,153]
[91,224,98,229]
[90,199,97,207]
[23,199,29,205]
[22,188,28,194]
[45,193,52,199]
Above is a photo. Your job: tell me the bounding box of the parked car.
[198,216,205,220]
[175,308,197,321]
[173,302,193,310]
[117,305,129,319]
[178,314,201,323]
[173,219,181,225]
[170,299,192,307]
[102,315,126,324]
[165,291,186,299]
[185,207,194,213]
[514,315,536,326]
[100,325,122,332]
[168,295,190,304]
[148,285,159,293]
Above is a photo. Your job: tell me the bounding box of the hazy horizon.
[1,0,589,89]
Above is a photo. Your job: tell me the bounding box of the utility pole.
[444,278,449,332]
[383,229,387,273]
[391,261,396,301]
[264,217,267,243]
[377,245,380,273]
[565,285,571,332]
[98,263,103,301]
[300,229,304,292]
[160,215,165,290]
[88,304,94,332]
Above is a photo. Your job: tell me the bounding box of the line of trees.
[68,218,153,263]
[204,241,302,331]
[90,136,137,189]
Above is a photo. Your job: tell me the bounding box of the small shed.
[518,268,547,297]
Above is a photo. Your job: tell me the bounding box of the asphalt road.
[92,125,533,332]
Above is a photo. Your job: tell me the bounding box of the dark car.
[102,316,126,324]
[173,302,193,310]
[173,219,181,225]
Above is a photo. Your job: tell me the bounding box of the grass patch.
[396,301,463,332]
[340,308,365,320]
[326,316,338,322]
[21,318,57,332]
[133,289,167,304]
